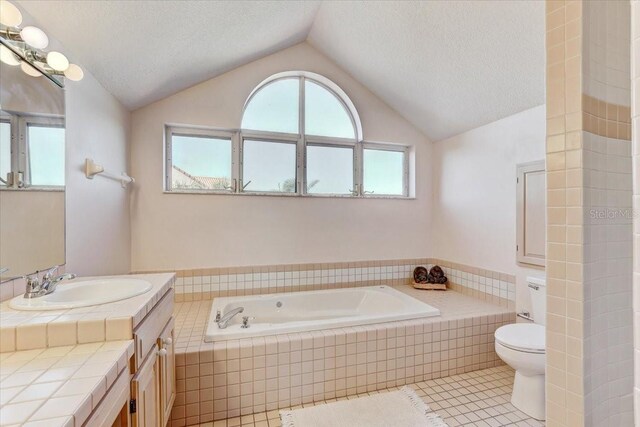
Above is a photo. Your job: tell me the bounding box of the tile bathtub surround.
[0,273,174,353]
[145,258,515,307]
[169,287,514,425]
[0,340,134,426]
[430,260,516,309]
[194,365,543,427]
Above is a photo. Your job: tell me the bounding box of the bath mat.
[280,386,448,427]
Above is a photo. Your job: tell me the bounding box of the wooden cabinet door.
[131,345,160,427]
[158,317,176,426]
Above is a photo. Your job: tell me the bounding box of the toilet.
[494,277,546,421]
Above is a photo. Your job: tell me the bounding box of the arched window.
[240,72,365,195]
[165,72,408,197]
[241,72,361,141]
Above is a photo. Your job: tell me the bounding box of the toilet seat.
[495,324,545,354]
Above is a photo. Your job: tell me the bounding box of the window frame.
[0,115,14,187]
[305,138,357,197]
[22,115,66,189]
[165,125,238,193]
[240,135,299,195]
[0,113,65,190]
[361,142,410,197]
[164,73,412,199]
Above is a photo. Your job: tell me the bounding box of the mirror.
[516,160,545,267]
[0,45,65,281]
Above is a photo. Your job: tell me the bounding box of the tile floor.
[195,365,544,427]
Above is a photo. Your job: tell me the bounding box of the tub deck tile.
[171,287,515,425]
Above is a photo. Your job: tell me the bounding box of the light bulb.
[64,63,83,81]
[46,51,68,71]
[0,45,19,66]
[0,0,22,27]
[20,26,48,49]
[20,61,42,77]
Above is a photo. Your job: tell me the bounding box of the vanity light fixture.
[19,26,48,49]
[64,63,84,81]
[46,51,68,71]
[0,0,21,27]
[0,44,18,65]
[0,0,83,83]
[20,60,42,77]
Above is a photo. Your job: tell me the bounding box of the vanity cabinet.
[158,319,176,424]
[131,346,160,427]
[130,289,175,427]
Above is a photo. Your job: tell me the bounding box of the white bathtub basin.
[206,285,440,341]
[9,278,152,311]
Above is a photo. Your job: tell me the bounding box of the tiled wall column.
[546,1,634,426]
[632,0,640,424]
[582,2,634,424]
[545,2,586,425]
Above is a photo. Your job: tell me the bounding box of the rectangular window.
[0,120,10,186]
[165,126,410,198]
[169,131,232,191]
[242,139,297,193]
[363,146,407,196]
[27,123,65,187]
[306,144,354,195]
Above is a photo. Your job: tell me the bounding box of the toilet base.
[511,371,545,420]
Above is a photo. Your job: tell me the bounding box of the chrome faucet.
[24,266,76,299]
[217,307,244,329]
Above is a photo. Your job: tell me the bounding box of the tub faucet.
[217,307,244,329]
[24,266,76,299]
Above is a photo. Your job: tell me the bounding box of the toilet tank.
[527,277,546,325]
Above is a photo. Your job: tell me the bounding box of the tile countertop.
[0,273,175,353]
[0,340,134,426]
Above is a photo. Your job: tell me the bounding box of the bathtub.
[205,285,440,341]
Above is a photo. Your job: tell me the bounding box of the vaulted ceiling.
[17,0,545,141]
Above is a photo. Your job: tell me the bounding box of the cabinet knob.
[163,337,173,346]
[157,348,168,356]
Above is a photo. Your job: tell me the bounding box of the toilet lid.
[495,324,545,354]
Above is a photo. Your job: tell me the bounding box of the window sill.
[0,186,64,192]
[163,190,414,200]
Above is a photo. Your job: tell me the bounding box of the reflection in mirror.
[0,51,65,281]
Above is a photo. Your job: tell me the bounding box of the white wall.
[64,68,131,276]
[10,5,132,277]
[0,191,64,278]
[431,105,546,312]
[130,42,432,271]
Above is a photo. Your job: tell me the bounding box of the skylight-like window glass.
[28,124,65,186]
[170,134,232,191]
[241,78,299,134]
[0,121,10,185]
[242,139,297,193]
[304,80,355,139]
[363,148,405,196]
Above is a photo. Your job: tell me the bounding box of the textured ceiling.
[17,0,545,141]
[308,1,545,141]
[17,0,321,110]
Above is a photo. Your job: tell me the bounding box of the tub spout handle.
[218,306,244,329]
[241,316,250,329]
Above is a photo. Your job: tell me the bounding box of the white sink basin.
[9,278,152,311]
